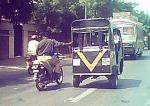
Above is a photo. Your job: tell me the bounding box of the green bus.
[112,19,144,59]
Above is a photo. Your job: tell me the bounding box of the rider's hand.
[65,41,73,46]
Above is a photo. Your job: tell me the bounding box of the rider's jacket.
[36,39,65,56]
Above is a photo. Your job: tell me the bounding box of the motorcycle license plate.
[33,70,39,73]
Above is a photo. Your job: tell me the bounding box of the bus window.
[123,27,134,35]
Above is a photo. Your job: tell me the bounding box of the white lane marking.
[26,77,34,81]
[67,88,96,103]
[0,66,26,70]
[13,87,19,90]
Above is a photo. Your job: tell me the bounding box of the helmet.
[31,35,38,39]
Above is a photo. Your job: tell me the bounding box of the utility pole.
[79,0,87,19]
[85,5,87,19]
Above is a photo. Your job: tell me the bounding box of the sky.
[124,0,150,14]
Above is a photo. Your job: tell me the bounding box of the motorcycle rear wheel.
[35,72,46,91]
[36,80,46,91]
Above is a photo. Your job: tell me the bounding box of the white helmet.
[31,35,38,39]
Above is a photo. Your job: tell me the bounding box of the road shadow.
[0,70,32,87]
[124,56,135,60]
[136,55,150,61]
[79,78,141,89]
[118,79,141,89]
[42,82,73,91]
[80,79,111,89]
[124,55,150,61]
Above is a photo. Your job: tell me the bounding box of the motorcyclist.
[26,35,39,73]
[36,32,72,78]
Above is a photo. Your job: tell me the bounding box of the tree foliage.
[1,0,150,33]
[33,0,114,37]
[113,0,150,32]
[79,0,112,18]
[0,0,33,24]
[33,0,77,38]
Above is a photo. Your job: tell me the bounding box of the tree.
[32,0,150,36]
[112,0,150,32]
[33,0,77,38]
[112,0,137,13]
[79,0,112,18]
[0,0,33,24]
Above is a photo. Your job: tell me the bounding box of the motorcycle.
[32,54,63,91]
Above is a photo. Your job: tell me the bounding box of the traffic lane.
[0,58,71,86]
[0,68,31,88]
[0,66,77,105]
[64,52,150,106]
[0,72,87,106]
[41,50,150,106]
[0,66,112,106]
[0,68,143,106]
[1,50,150,106]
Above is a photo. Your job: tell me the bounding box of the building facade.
[0,20,38,59]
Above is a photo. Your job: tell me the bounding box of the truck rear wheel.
[73,76,80,87]
[109,75,118,89]
[130,54,137,60]
[120,59,123,74]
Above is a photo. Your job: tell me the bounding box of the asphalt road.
[0,50,150,106]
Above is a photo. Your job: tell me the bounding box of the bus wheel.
[120,59,123,74]
[73,76,80,87]
[109,75,118,89]
[130,54,137,60]
[138,51,142,57]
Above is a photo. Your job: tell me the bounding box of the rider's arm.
[53,39,72,47]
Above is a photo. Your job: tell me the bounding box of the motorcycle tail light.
[40,66,44,69]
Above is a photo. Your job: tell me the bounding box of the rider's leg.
[48,56,60,73]
[55,62,61,73]
[26,61,30,69]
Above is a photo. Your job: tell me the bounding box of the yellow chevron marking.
[77,50,107,72]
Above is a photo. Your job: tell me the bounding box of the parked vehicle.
[32,54,63,91]
[111,19,144,59]
[71,18,124,88]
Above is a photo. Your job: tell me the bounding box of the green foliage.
[1,0,149,35]
[33,0,77,39]
[112,0,138,13]
[135,11,150,32]
[78,0,112,18]
[113,0,150,33]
